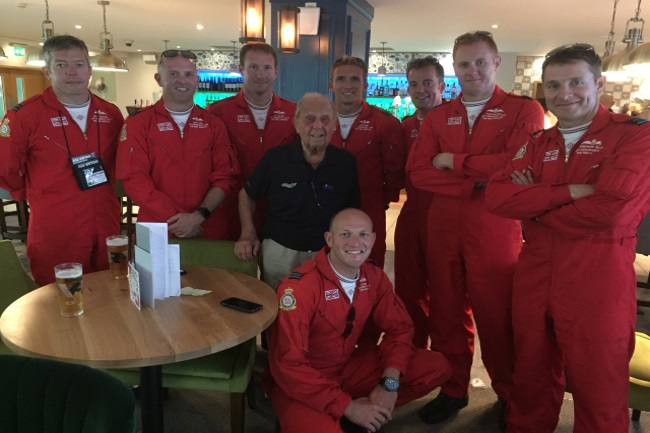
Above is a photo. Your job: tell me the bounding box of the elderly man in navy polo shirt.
[235,92,361,290]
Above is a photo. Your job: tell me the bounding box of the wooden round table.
[0,266,278,432]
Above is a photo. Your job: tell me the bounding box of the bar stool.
[0,188,29,242]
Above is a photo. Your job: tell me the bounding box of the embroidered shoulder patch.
[288,272,302,280]
[119,125,127,141]
[279,288,297,311]
[0,118,10,138]
[11,103,22,112]
[513,143,527,160]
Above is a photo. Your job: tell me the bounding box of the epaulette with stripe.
[12,103,22,112]
[627,117,649,125]
[288,271,303,280]
[532,129,545,137]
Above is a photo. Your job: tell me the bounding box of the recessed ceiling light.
[210,48,215,51]
[176,45,181,49]
[491,24,498,29]
[39,42,44,46]
[75,25,82,29]
[196,24,204,30]
[137,49,142,52]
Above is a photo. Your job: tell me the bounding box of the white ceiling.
[0,0,643,57]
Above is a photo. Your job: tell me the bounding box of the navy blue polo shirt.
[244,140,361,251]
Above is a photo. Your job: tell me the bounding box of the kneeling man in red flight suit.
[265,208,451,433]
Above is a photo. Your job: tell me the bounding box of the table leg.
[140,365,163,433]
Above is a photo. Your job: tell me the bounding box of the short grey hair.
[294,92,335,120]
[43,35,90,70]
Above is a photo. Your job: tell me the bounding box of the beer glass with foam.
[106,235,129,279]
[54,263,84,317]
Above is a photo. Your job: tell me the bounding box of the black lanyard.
[58,107,101,159]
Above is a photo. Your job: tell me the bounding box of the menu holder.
[132,222,181,307]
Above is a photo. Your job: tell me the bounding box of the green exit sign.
[13,46,25,56]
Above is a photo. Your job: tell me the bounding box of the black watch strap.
[196,207,211,220]
[379,376,400,392]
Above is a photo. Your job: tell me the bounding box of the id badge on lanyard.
[70,152,109,191]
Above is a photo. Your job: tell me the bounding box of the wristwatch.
[379,377,400,392]
[195,207,211,220]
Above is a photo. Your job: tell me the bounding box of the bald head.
[329,208,373,232]
[325,208,375,278]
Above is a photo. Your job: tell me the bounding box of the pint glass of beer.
[54,263,84,317]
[106,235,129,279]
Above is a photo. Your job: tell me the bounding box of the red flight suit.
[487,107,650,433]
[116,100,239,239]
[207,92,297,240]
[406,86,544,401]
[330,101,406,267]
[394,113,433,348]
[265,248,451,433]
[0,87,123,285]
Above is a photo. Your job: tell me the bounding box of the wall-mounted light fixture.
[0,47,7,60]
[378,42,388,76]
[89,1,128,72]
[240,0,265,43]
[278,7,300,53]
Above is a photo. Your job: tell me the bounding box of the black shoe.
[419,392,469,424]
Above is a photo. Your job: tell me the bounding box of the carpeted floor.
[149,371,650,433]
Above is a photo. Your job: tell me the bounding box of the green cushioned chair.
[107,238,259,433]
[0,239,38,355]
[0,354,136,433]
[630,332,650,421]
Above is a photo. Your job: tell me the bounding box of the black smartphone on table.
[220,297,263,313]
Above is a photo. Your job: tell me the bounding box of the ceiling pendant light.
[602,0,619,58]
[229,41,239,73]
[604,0,645,79]
[623,0,650,73]
[26,0,55,67]
[378,42,387,77]
[89,0,128,72]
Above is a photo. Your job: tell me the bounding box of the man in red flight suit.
[266,208,451,433]
[117,50,238,239]
[208,43,297,241]
[329,56,406,268]
[487,44,650,433]
[0,35,123,285]
[406,31,544,425]
[394,56,447,348]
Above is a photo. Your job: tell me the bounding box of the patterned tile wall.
[368,52,453,74]
[195,50,240,70]
[511,55,646,109]
[196,51,646,111]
